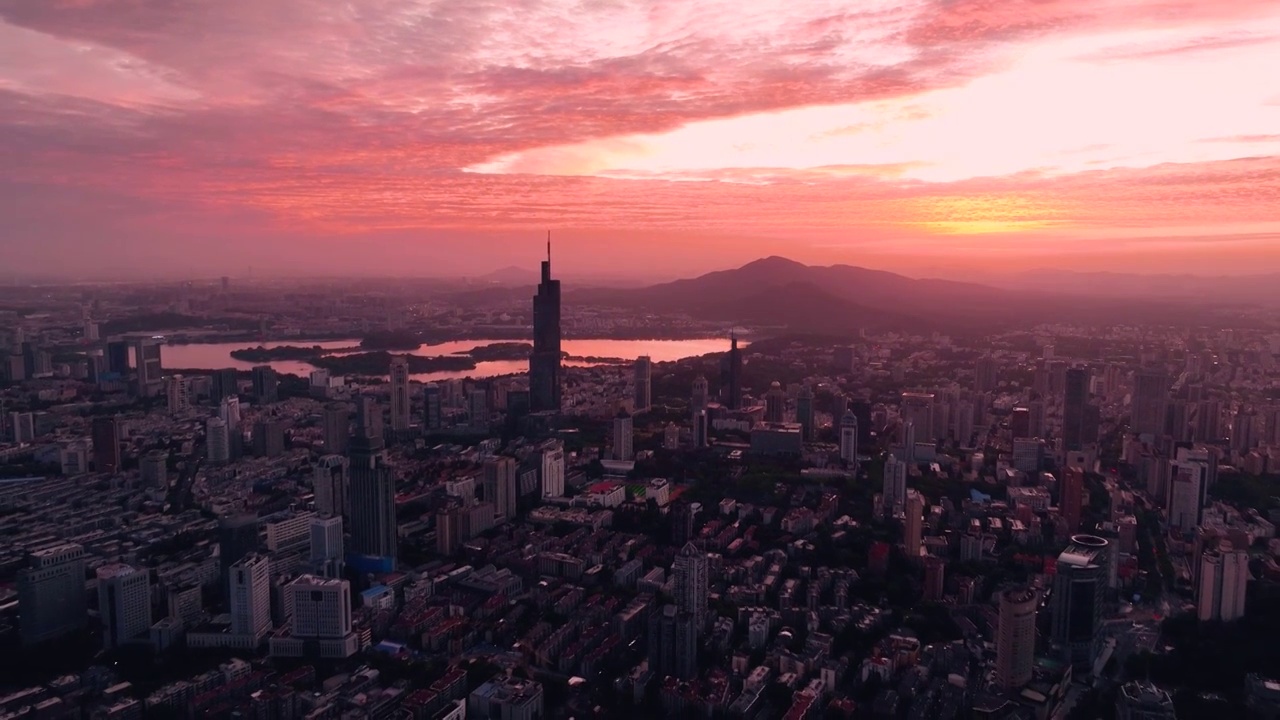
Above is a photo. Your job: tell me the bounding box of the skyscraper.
[900,392,936,442]
[691,374,709,411]
[211,367,239,403]
[997,587,1039,691]
[219,515,260,579]
[251,365,279,405]
[612,409,633,461]
[529,236,562,413]
[468,388,488,432]
[647,604,698,680]
[229,553,272,640]
[764,381,785,423]
[133,338,163,393]
[1132,369,1170,436]
[355,394,383,442]
[1063,367,1091,451]
[106,340,131,375]
[252,418,285,457]
[673,542,709,630]
[483,456,518,525]
[278,575,357,658]
[140,450,168,488]
[904,490,924,559]
[840,411,859,464]
[692,409,708,449]
[206,416,230,464]
[975,355,999,395]
[1168,459,1206,530]
[539,440,565,498]
[1197,548,1248,622]
[166,374,191,414]
[1061,467,1084,533]
[923,555,946,601]
[1051,534,1109,667]
[309,517,345,579]
[97,564,150,649]
[389,356,411,433]
[882,454,906,516]
[423,383,443,432]
[721,333,742,410]
[796,385,815,440]
[91,416,121,474]
[17,544,87,645]
[633,356,652,413]
[313,454,348,519]
[347,434,397,566]
[323,402,349,454]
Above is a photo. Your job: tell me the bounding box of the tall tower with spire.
[530,232,562,413]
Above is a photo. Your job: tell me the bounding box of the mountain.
[472,266,540,285]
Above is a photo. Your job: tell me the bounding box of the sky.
[2,0,1279,281]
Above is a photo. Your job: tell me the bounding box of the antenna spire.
[547,230,551,264]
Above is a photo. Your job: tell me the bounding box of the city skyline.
[2,1,1280,278]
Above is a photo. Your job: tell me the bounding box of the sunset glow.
[2,0,1279,278]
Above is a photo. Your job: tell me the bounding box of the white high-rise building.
[673,542,708,631]
[313,455,348,519]
[219,396,241,427]
[1197,549,1248,622]
[270,575,358,659]
[540,441,565,498]
[17,544,87,645]
[881,455,907,516]
[97,564,151,649]
[1168,460,1205,530]
[229,554,272,640]
[206,417,230,464]
[389,356,411,433]
[613,409,633,461]
[310,516,345,578]
[839,411,859,464]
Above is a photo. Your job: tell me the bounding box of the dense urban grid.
[1,254,1280,720]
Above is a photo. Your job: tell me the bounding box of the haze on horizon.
[2,0,1279,281]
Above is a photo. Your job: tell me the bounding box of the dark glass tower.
[1062,367,1090,451]
[530,235,562,413]
[720,333,742,410]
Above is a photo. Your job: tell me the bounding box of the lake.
[161,338,736,381]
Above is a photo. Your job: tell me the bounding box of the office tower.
[1168,459,1205,530]
[97,564,150,649]
[10,411,35,443]
[469,676,547,720]
[1232,409,1257,454]
[91,416,122,474]
[922,556,945,601]
[281,576,357,657]
[313,454,348,519]
[529,237,562,413]
[900,392,936,442]
[355,394,383,443]
[389,355,411,433]
[436,502,467,556]
[106,340,131,375]
[901,420,917,463]
[721,333,742,410]
[612,409,634,461]
[796,385,815,440]
[17,544,87,645]
[323,402,349,454]
[252,418,285,457]
[218,514,260,581]
[1195,399,1222,441]
[166,374,191,414]
[310,516,344,578]
[60,441,89,476]
[996,587,1039,691]
[347,436,397,565]
[634,356,652,413]
[540,441,565,498]
[954,398,975,446]
[764,381,785,423]
[647,605,698,680]
[672,503,695,545]
[206,417,230,463]
[1116,682,1177,720]
[1165,399,1191,442]
[1263,405,1280,447]
[140,450,168,488]
[1132,369,1169,436]
[423,383,443,432]
[904,490,924,559]
[211,368,239,403]
[468,388,488,431]
[1010,407,1031,439]
[691,374,709,411]
[483,456,518,524]
[1197,549,1248,622]
[309,369,330,397]
[674,542,709,630]
[975,355,999,394]
[692,409,709,448]
[133,338,163,391]
[1063,368,1091,451]
[220,395,242,427]
[251,365,279,404]
[1028,400,1046,439]
[882,454,906,516]
[1051,534,1109,667]
[1060,467,1084,533]
[229,553,272,640]
[840,411,859,464]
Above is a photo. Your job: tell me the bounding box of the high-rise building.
[922,555,946,601]
[882,454,906,516]
[206,416,230,464]
[166,374,191,414]
[140,450,168,488]
[313,454,348,519]
[251,365,279,405]
[91,416,122,474]
[1063,367,1092,451]
[483,456,518,524]
[220,395,242,427]
[691,374,709,411]
[634,356,652,413]
[1028,400,1046,439]
[1010,407,1031,439]
[671,503,696,545]
[721,333,742,410]
[229,553,272,640]
[1051,534,1109,667]
[97,564,150,649]
[901,420,917,464]
[612,409,634,461]
[647,604,698,680]
[347,436,397,566]
[423,383,443,432]
[796,385,815,440]
[975,355,999,395]
[389,356,411,433]
[10,411,35,443]
[319,402,348,455]
[252,418,285,457]
[840,411,859,464]
[673,542,709,630]
[1197,548,1248,622]
[17,544,87,645]
[468,388,488,431]
[309,516,345,578]
[764,381,785,423]
[1232,409,1257,455]
[276,575,358,658]
[134,338,163,392]
[1168,459,1206,531]
[692,409,708,448]
[529,237,562,413]
[219,515,260,578]
[904,490,924,559]
[539,441,565,498]
[1263,405,1280,447]
[211,368,239,403]
[106,340,131,375]
[1061,467,1084,533]
[996,587,1038,690]
[901,392,936,442]
[1132,369,1169,436]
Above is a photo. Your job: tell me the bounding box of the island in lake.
[309,351,477,375]
[464,342,533,361]
[230,345,339,362]
[359,330,423,350]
